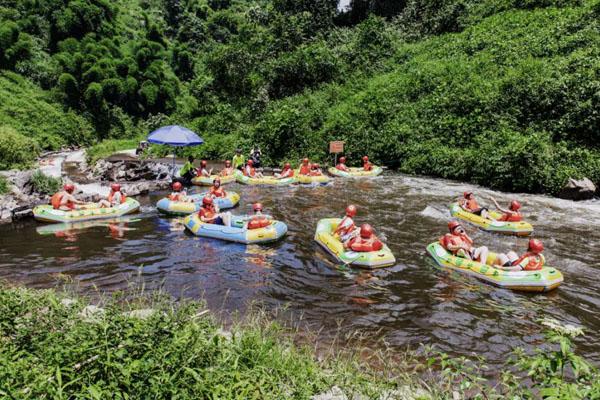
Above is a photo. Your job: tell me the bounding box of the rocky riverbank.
[0,149,171,224]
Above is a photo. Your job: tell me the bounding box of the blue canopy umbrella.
[147,125,204,178]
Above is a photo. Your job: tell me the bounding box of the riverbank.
[1,284,598,399]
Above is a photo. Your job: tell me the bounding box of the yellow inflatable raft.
[449,203,533,236]
[314,218,395,268]
[156,192,240,215]
[234,171,296,185]
[191,174,235,186]
[33,198,140,223]
[295,172,330,185]
[426,242,563,292]
[328,166,383,178]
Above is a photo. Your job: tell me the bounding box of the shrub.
[0,175,8,194]
[0,126,39,170]
[30,170,61,195]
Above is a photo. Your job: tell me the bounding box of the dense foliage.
[0,0,598,194]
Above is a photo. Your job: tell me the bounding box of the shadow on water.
[1,173,600,367]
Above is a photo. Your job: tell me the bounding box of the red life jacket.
[210,187,226,198]
[499,211,522,222]
[299,165,311,175]
[513,252,545,271]
[440,233,473,254]
[348,236,383,252]
[198,206,216,220]
[336,163,349,171]
[168,193,182,201]
[108,190,126,204]
[51,192,74,210]
[336,216,355,236]
[461,198,480,211]
[244,166,256,177]
[363,162,373,171]
[248,216,270,230]
[309,170,322,176]
[281,167,294,178]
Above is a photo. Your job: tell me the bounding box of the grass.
[0,175,8,195]
[86,138,143,165]
[1,283,598,399]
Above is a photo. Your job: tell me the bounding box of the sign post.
[329,141,344,165]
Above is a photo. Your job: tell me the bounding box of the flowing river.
[1,174,600,367]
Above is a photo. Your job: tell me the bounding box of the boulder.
[557,177,597,201]
[11,205,33,220]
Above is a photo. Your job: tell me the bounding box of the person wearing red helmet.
[309,163,323,176]
[362,156,373,171]
[495,239,545,271]
[220,160,234,176]
[336,156,349,172]
[51,184,87,211]
[276,162,295,179]
[209,178,227,198]
[299,158,311,175]
[491,198,523,222]
[440,220,489,264]
[197,160,213,177]
[243,159,263,178]
[459,191,491,219]
[247,202,272,229]
[198,196,231,226]
[345,224,384,252]
[168,181,191,202]
[99,183,126,208]
[334,205,359,243]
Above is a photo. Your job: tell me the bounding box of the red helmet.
[448,220,462,232]
[213,178,221,186]
[528,239,544,254]
[362,156,369,162]
[339,156,346,163]
[463,191,473,198]
[247,159,254,166]
[302,158,309,165]
[253,203,263,212]
[284,162,291,169]
[201,160,207,167]
[345,205,357,217]
[225,160,231,167]
[63,184,75,193]
[202,196,213,206]
[360,224,374,239]
[510,200,521,211]
[172,182,182,191]
[110,183,121,192]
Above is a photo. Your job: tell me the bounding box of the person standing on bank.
[232,149,245,171]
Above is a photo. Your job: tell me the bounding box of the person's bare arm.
[491,197,509,213]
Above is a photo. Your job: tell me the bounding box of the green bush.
[30,170,61,195]
[0,126,39,170]
[87,138,142,165]
[0,175,8,194]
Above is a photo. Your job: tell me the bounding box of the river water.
[1,174,600,367]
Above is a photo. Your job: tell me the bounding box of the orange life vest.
[513,252,545,271]
[248,216,270,230]
[51,192,74,210]
[336,163,349,171]
[108,190,126,204]
[336,216,355,237]
[281,167,294,178]
[348,236,383,252]
[244,166,256,177]
[499,211,522,222]
[309,170,322,176]
[198,206,216,220]
[461,198,480,211]
[168,193,182,201]
[440,233,473,254]
[210,187,226,198]
[299,165,311,175]
[363,162,373,171]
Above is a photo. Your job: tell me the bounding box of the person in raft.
[168,182,192,202]
[198,196,231,226]
[336,156,350,172]
[441,221,490,264]
[334,205,359,243]
[232,148,245,170]
[276,162,294,179]
[51,184,88,211]
[491,198,522,222]
[309,163,323,176]
[459,191,491,219]
[209,178,227,198]
[362,156,373,171]
[494,239,545,271]
[243,159,263,178]
[197,160,213,177]
[220,160,234,176]
[299,158,311,175]
[179,155,196,185]
[344,224,384,252]
[98,184,126,208]
[247,203,272,230]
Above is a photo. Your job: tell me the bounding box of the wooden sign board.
[329,141,344,153]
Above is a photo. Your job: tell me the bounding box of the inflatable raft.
[156,192,240,215]
[191,174,235,186]
[449,203,533,236]
[33,198,140,223]
[234,171,296,185]
[328,166,383,178]
[314,218,395,268]
[183,213,287,244]
[426,242,562,292]
[295,173,330,185]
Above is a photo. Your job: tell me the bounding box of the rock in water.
[557,177,597,201]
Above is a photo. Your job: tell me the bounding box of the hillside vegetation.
[0,0,598,194]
